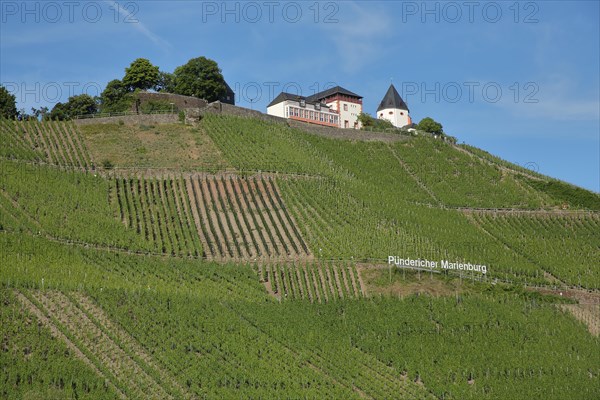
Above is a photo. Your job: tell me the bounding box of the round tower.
[377,84,411,128]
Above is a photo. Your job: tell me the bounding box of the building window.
[300,100,306,107]
[379,113,383,117]
[344,120,349,128]
[343,104,348,111]
[315,103,321,110]
[389,111,393,115]
[400,112,404,115]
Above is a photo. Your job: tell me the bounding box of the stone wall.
[134,92,208,112]
[74,113,178,126]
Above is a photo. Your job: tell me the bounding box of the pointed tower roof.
[377,84,409,112]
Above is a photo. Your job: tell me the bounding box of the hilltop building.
[267,92,340,127]
[219,81,235,105]
[307,86,363,129]
[267,86,362,129]
[377,84,411,128]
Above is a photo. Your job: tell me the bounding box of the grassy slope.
[78,122,230,171]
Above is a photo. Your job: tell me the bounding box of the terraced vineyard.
[259,262,365,302]
[2,116,599,399]
[471,212,600,288]
[17,289,186,399]
[113,175,202,257]
[183,174,311,261]
[0,119,93,169]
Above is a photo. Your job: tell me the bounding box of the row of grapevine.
[201,113,340,176]
[0,159,155,252]
[0,118,46,161]
[3,226,599,399]
[472,212,600,288]
[91,286,436,399]
[184,174,311,261]
[21,291,190,399]
[278,177,556,286]
[0,289,119,400]
[234,293,600,400]
[113,175,203,257]
[258,262,365,302]
[390,138,554,209]
[1,120,93,169]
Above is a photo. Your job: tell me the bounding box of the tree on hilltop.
[0,85,18,119]
[173,56,227,102]
[49,94,98,120]
[417,117,444,135]
[123,58,160,91]
[155,71,176,93]
[100,79,133,113]
[358,112,395,131]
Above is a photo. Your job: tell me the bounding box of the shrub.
[102,159,114,170]
[140,100,177,114]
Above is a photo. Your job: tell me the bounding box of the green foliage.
[173,56,227,102]
[392,137,548,208]
[358,112,395,131]
[474,213,600,288]
[202,114,334,175]
[523,177,600,210]
[0,160,150,250]
[0,289,119,399]
[49,94,98,120]
[139,100,177,114]
[155,71,176,92]
[417,117,444,135]
[101,159,114,170]
[0,85,18,119]
[100,79,133,113]
[122,58,160,91]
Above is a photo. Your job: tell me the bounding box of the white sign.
[388,256,487,274]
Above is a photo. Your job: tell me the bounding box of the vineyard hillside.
[1,115,599,399]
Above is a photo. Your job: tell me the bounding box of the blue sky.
[1,1,598,192]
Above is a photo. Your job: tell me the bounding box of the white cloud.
[103,1,171,52]
[496,76,599,122]
[322,2,392,74]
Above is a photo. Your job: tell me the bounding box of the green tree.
[173,56,227,102]
[417,117,444,135]
[155,71,176,92]
[122,58,160,91]
[357,112,375,127]
[49,94,98,120]
[100,79,133,113]
[0,85,18,119]
[358,112,395,131]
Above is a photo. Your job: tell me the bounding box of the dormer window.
[315,103,321,110]
[300,100,306,107]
